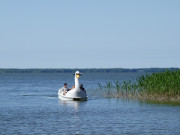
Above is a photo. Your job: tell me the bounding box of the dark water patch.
[144,100,180,106]
[22,94,57,97]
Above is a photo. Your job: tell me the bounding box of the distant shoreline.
[0,68,179,73]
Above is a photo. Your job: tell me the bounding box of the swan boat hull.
[58,89,88,101]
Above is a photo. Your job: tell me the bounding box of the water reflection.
[58,100,83,112]
[58,100,86,134]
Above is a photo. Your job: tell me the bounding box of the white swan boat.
[58,71,88,101]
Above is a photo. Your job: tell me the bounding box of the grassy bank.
[98,70,180,104]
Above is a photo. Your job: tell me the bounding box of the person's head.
[80,84,83,88]
[64,83,67,88]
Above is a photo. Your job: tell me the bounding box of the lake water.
[0,72,180,135]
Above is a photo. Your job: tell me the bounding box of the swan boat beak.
[73,72,83,79]
[76,74,80,78]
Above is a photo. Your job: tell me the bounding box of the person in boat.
[69,85,75,91]
[62,83,68,95]
[80,84,86,93]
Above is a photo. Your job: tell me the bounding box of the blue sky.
[0,0,180,68]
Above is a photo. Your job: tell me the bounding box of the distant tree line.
[0,68,179,73]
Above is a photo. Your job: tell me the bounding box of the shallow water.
[0,73,180,135]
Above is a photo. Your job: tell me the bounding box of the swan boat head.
[74,71,82,79]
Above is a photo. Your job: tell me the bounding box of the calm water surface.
[0,73,180,135]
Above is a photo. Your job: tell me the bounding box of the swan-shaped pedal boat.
[58,71,88,101]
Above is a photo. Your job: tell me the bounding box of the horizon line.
[0,67,179,70]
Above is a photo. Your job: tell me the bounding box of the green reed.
[98,79,138,98]
[135,70,180,96]
[97,70,180,103]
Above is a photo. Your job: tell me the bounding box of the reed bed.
[96,70,180,104]
[136,70,180,96]
[97,80,140,99]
